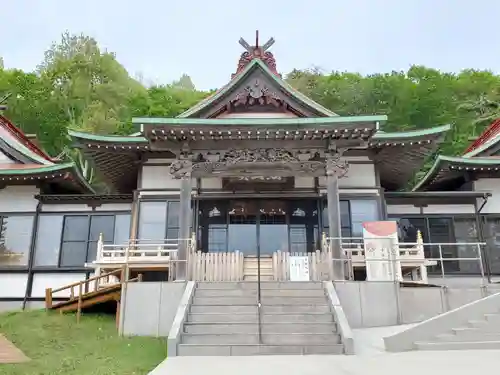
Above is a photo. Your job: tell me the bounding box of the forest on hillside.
[1,32,500,186]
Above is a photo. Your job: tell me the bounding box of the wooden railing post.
[45,288,52,310]
[76,283,82,323]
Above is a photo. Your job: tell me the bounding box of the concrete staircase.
[414,311,500,351]
[384,291,500,352]
[177,281,346,356]
[243,257,274,281]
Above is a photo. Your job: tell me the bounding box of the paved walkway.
[0,334,29,364]
[150,325,500,375]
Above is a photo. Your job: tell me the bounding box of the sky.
[2,0,500,91]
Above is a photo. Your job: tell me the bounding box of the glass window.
[87,216,115,262]
[34,215,64,266]
[167,201,180,227]
[60,242,88,267]
[350,200,379,237]
[0,215,34,266]
[138,202,167,240]
[454,218,480,274]
[62,216,89,242]
[396,218,427,243]
[114,214,131,245]
[485,217,500,274]
[208,224,227,252]
[322,200,350,235]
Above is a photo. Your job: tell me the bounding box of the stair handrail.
[45,268,126,310]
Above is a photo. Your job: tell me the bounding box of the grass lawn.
[0,309,167,375]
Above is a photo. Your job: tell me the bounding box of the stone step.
[484,313,500,324]
[177,343,345,356]
[414,341,500,351]
[195,288,326,297]
[192,296,327,305]
[453,326,500,334]
[436,331,500,342]
[244,262,273,268]
[243,275,274,281]
[190,304,331,314]
[467,320,489,329]
[183,322,337,334]
[181,333,341,345]
[243,270,274,276]
[196,282,323,290]
[187,313,334,323]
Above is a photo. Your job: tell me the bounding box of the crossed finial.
[239,30,275,53]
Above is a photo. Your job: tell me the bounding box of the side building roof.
[0,115,94,194]
[414,118,500,191]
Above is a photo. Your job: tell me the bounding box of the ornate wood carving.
[230,79,283,108]
[191,148,325,177]
[224,148,298,164]
[169,159,192,179]
[325,149,349,178]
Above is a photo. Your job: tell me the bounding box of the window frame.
[136,199,182,242]
[389,214,482,275]
[0,212,36,269]
[32,212,131,270]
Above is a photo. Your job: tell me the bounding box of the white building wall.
[474,178,500,214]
[140,165,197,191]
[0,186,39,212]
[318,162,377,189]
[386,205,421,215]
[0,274,28,298]
[31,273,90,298]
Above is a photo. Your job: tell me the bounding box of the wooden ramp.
[45,268,142,324]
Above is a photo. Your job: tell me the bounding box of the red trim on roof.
[465,119,500,154]
[0,115,54,162]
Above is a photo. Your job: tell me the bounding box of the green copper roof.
[373,124,451,140]
[177,59,338,118]
[0,162,95,193]
[134,115,386,128]
[412,155,500,191]
[68,129,147,143]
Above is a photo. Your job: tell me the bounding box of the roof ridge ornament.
[233,31,280,78]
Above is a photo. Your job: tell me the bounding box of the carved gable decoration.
[230,78,283,109]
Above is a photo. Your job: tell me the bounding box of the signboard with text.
[289,256,310,281]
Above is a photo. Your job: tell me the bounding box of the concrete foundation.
[119,281,187,336]
[334,281,500,328]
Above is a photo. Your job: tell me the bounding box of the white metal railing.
[322,232,487,284]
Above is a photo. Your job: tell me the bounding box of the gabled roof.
[0,116,94,193]
[412,155,500,191]
[177,59,338,118]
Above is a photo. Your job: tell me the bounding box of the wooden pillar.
[326,150,349,281]
[178,175,192,280]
